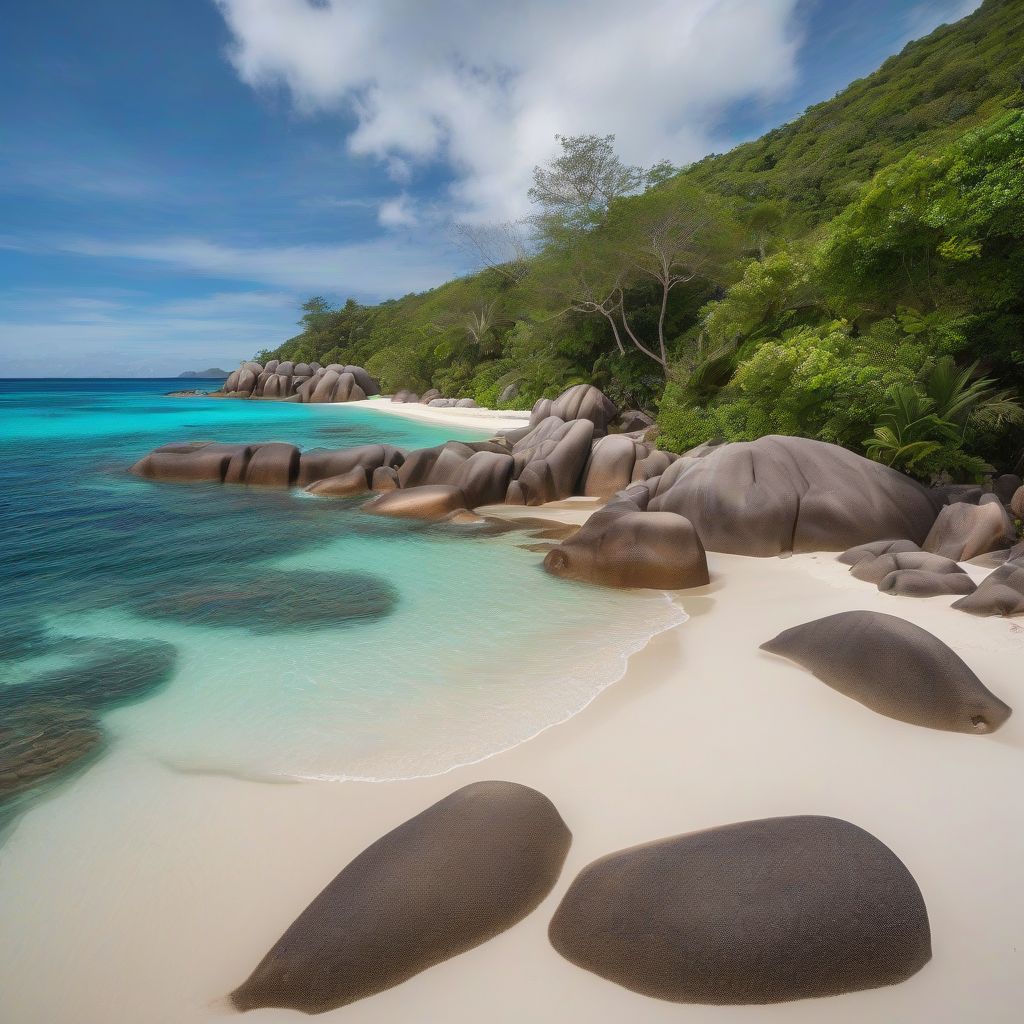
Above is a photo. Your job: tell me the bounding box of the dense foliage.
[259,0,1024,480]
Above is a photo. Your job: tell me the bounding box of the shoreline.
[343,396,531,433]
[2,549,1022,1023]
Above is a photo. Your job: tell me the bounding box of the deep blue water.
[0,379,679,829]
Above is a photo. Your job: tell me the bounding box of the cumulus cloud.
[377,193,418,229]
[213,0,803,221]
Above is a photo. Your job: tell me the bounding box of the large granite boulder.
[1011,486,1024,520]
[992,473,1022,505]
[530,385,618,436]
[953,560,1024,616]
[761,610,1010,733]
[506,417,594,505]
[644,435,940,556]
[544,499,709,590]
[549,815,930,1004]
[420,388,441,404]
[131,442,248,484]
[391,389,419,403]
[581,435,643,499]
[362,485,469,519]
[231,781,571,1013]
[243,443,300,487]
[922,501,1016,562]
[297,445,404,487]
[305,467,371,497]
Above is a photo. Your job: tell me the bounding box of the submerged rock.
[132,572,397,631]
[304,467,370,497]
[549,815,931,1005]
[362,485,468,519]
[0,705,103,799]
[231,781,571,1013]
[761,610,1010,733]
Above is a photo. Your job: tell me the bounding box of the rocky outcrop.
[544,497,709,590]
[761,610,1011,733]
[529,385,618,437]
[131,441,301,488]
[391,390,419,403]
[642,435,940,556]
[231,781,571,1014]
[506,417,594,505]
[549,815,931,1004]
[922,500,1016,562]
[297,445,405,488]
[953,560,1024,616]
[220,360,380,402]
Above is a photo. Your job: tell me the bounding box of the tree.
[528,133,648,232]
[608,183,742,373]
[451,220,533,283]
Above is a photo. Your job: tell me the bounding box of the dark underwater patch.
[0,639,179,811]
[130,571,399,631]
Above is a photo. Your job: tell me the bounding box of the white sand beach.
[345,397,532,433]
[1,537,1021,1024]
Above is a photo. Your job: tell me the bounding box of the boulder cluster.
[133,381,1024,604]
[221,360,380,402]
[836,484,1024,613]
[391,388,478,408]
[230,782,931,1014]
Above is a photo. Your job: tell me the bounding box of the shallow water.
[0,380,681,817]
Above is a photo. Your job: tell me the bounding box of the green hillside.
[260,0,1024,479]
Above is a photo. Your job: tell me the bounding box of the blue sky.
[0,0,981,376]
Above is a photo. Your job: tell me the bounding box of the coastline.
[2,548,1022,1023]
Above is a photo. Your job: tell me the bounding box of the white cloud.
[213,0,803,221]
[12,233,463,296]
[377,193,418,229]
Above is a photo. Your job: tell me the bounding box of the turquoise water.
[0,380,681,818]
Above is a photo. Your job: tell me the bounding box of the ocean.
[0,379,681,830]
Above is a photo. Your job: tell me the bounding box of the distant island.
[178,368,230,379]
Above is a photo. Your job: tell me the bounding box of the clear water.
[0,380,682,812]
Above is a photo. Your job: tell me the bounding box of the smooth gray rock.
[850,550,966,586]
[549,815,931,1005]
[923,501,1015,562]
[878,569,978,598]
[838,539,921,566]
[646,435,939,556]
[953,560,1024,616]
[231,782,571,1013]
[761,610,1010,733]
[545,503,709,590]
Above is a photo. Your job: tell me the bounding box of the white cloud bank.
[213,0,804,221]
